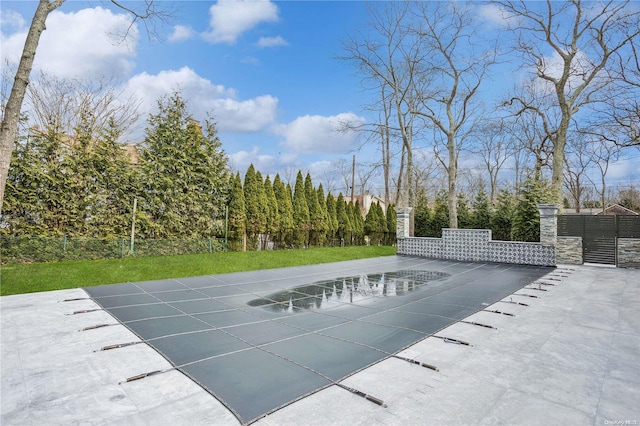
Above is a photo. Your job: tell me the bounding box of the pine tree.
[304,173,322,246]
[429,190,450,237]
[316,184,330,247]
[512,177,551,242]
[325,192,338,244]
[350,201,364,245]
[365,202,384,245]
[292,171,310,248]
[457,193,472,229]
[87,117,140,237]
[491,189,514,241]
[2,127,67,236]
[273,174,294,248]
[385,204,397,245]
[472,186,492,230]
[228,172,246,251]
[263,174,279,249]
[335,193,351,245]
[140,91,229,238]
[414,190,431,237]
[243,165,267,250]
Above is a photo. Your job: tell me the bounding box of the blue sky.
[1,1,638,197]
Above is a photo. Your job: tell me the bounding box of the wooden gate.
[558,215,640,266]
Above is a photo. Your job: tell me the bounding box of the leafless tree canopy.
[497,0,640,203]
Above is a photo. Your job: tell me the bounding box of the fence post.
[63,236,67,253]
[396,207,413,239]
[209,237,213,253]
[537,204,559,247]
[130,197,137,256]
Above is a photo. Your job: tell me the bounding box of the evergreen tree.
[491,189,514,241]
[2,127,67,236]
[413,190,431,237]
[365,202,385,245]
[228,172,246,251]
[512,177,551,242]
[304,173,322,246]
[350,201,365,245]
[457,193,472,229]
[429,190,450,237]
[316,184,330,247]
[272,174,294,249]
[263,175,279,249]
[243,165,267,250]
[86,117,140,237]
[140,92,229,238]
[325,192,338,244]
[385,204,397,245]
[292,171,310,247]
[335,193,351,245]
[472,186,492,230]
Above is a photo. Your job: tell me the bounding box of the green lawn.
[0,245,396,296]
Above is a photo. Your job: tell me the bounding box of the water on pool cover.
[85,257,551,424]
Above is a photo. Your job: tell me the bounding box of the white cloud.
[256,35,288,48]
[124,66,278,134]
[477,4,512,28]
[1,7,137,80]
[169,25,195,42]
[203,0,279,44]
[229,146,277,174]
[0,9,26,31]
[276,113,365,154]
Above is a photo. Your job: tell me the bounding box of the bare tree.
[473,119,513,202]
[586,139,621,211]
[563,133,595,212]
[24,71,140,138]
[341,2,423,208]
[497,0,640,204]
[0,0,168,210]
[503,81,555,185]
[410,2,497,228]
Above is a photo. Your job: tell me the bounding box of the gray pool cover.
[85,256,551,424]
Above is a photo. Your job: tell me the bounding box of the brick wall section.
[397,228,555,266]
[556,236,583,265]
[618,239,640,268]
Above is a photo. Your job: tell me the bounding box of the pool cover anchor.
[336,383,387,407]
[394,355,439,371]
[513,293,539,299]
[484,309,515,317]
[461,320,496,329]
[524,286,548,292]
[66,308,103,315]
[120,369,165,384]
[97,341,143,352]
[81,323,118,331]
[499,299,529,307]
[432,335,472,346]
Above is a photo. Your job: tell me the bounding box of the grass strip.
[0,246,396,296]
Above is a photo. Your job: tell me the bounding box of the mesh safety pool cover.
[85,256,551,424]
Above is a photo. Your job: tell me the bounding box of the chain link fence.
[0,236,227,264]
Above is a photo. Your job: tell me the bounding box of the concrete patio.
[2,258,639,425]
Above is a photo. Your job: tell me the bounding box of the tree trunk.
[0,0,62,211]
[550,116,570,205]
[447,132,458,228]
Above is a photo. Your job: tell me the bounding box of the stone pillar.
[537,204,559,247]
[396,207,413,239]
